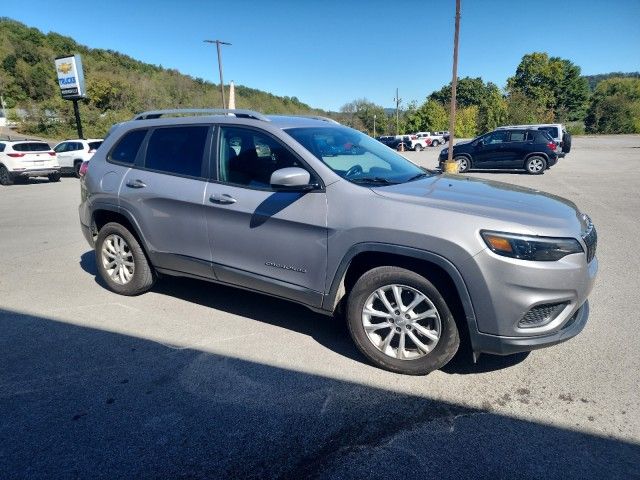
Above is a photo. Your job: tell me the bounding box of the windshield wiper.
[350,176,398,185]
[406,172,430,182]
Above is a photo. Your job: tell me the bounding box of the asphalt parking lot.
[1,135,639,479]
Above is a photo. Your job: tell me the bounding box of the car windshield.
[285,126,430,185]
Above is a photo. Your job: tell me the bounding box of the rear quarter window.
[108,129,148,165]
[88,141,103,150]
[539,126,559,138]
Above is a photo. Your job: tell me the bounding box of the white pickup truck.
[415,131,447,147]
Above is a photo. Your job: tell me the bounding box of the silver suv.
[79,109,598,375]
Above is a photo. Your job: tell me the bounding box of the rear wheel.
[455,155,470,173]
[0,165,14,186]
[431,140,440,147]
[48,172,61,182]
[525,156,546,175]
[95,222,155,295]
[346,266,460,375]
[414,144,422,152]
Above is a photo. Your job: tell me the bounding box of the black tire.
[48,172,61,182]
[414,144,422,152]
[525,155,546,175]
[455,155,470,173]
[346,266,460,375]
[74,161,82,178]
[95,222,155,295]
[0,165,14,186]
[562,132,572,153]
[432,140,440,147]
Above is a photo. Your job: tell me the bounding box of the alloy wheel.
[361,284,441,360]
[101,234,135,284]
[528,158,544,173]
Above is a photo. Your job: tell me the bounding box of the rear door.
[501,130,528,168]
[203,125,327,307]
[118,125,214,278]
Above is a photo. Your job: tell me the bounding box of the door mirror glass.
[270,167,313,190]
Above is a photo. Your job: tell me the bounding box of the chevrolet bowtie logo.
[57,62,72,74]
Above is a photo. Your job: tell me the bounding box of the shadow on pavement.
[1,308,638,479]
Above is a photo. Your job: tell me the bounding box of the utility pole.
[394,88,401,135]
[373,114,377,137]
[204,39,231,109]
[445,0,461,173]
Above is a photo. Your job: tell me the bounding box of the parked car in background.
[434,131,450,143]
[406,134,431,151]
[376,135,409,151]
[53,138,104,177]
[439,128,558,174]
[0,140,60,185]
[79,108,597,375]
[496,124,570,157]
[415,131,447,147]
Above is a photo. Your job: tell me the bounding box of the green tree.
[454,106,478,138]
[405,100,448,133]
[429,77,500,108]
[477,89,507,133]
[507,52,589,121]
[585,77,640,133]
[339,98,388,136]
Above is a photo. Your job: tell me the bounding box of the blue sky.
[3,0,640,111]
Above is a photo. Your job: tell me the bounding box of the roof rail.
[298,115,341,125]
[132,109,270,122]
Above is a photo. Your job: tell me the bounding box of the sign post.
[54,55,86,139]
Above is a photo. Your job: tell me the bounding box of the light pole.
[373,114,376,137]
[204,39,231,109]
[444,0,461,173]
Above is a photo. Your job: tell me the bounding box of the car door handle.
[209,193,237,205]
[126,179,146,189]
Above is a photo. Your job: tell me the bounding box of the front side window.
[109,129,147,165]
[54,143,68,153]
[286,126,427,185]
[144,126,208,178]
[218,126,305,188]
[484,131,509,145]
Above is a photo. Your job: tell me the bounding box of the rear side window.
[0,143,5,152]
[539,126,559,138]
[508,131,526,142]
[144,126,208,178]
[13,142,51,152]
[109,129,147,165]
[88,141,103,150]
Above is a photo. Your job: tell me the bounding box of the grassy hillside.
[583,72,640,90]
[0,18,321,139]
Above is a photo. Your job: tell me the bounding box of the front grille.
[519,302,568,328]
[582,219,597,263]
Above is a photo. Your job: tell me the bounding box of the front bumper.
[471,300,589,356]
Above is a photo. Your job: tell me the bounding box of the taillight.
[78,161,89,177]
[547,142,556,150]
[48,151,56,156]
[7,153,25,157]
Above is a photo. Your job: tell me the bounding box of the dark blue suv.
[439,129,558,174]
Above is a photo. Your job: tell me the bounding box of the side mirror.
[270,167,315,191]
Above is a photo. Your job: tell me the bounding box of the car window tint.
[109,129,147,164]
[0,143,5,152]
[219,126,303,188]
[13,142,51,152]
[539,126,559,138]
[485,131,509,144]
[54,143,67,153]
[509,131,526,142]
[88,141,103,150]
[144,126,207,177]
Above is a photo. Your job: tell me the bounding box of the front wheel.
[431,140,440,147]
[48,172,61,182]
[95,222,155,295]
[455,155,470,173]
[525,156,546,175]
[414,144,422,152]
[346,266,460,375]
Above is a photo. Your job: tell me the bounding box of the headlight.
[481,231,583,261]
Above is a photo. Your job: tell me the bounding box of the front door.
[204,125,328,307]
[473,130,509,168]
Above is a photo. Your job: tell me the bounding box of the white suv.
[53,138,103,177]
[0,140,60,186]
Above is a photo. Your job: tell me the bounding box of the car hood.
[372,174,586,235]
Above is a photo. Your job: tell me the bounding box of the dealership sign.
[54,55,86,99]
